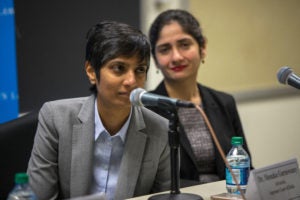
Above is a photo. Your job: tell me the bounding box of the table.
[127,180,228,200]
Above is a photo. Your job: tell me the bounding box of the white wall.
[237,94,300,168]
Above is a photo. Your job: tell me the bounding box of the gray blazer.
[27,95,171,200]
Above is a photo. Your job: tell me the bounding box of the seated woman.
[147,9,253,186]
[27,20,171,200]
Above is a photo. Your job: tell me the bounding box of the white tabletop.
[127,180,228,200]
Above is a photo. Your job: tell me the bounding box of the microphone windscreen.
[277,66,293,84]
[130,88,145,106]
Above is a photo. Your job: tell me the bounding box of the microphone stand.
[149,105,203,200]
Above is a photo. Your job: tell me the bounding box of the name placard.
[245,158,300,200]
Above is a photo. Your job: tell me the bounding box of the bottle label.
[226,167,249,186]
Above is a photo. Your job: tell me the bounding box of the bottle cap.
[231,136,243,145]
[14,173,29,184]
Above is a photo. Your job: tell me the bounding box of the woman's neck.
[164,79,201,105]
[97,103,131,136]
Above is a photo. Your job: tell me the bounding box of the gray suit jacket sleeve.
[27,101,62,200]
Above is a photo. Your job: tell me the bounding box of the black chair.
[0,112,38,199]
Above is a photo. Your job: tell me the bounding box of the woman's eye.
[136,66,147,74]
[159,48,168,54]
[111,64,125,73]
[180,42,190,49]
[157,46,170,54]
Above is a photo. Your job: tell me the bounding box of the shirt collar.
[94,99,131,142]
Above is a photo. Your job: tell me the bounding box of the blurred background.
[1,0,300,169]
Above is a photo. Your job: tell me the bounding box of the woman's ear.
[200,37,207,59]
[85,61,96,84]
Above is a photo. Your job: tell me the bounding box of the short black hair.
[85,20,151,93]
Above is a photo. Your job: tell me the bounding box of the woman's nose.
[171,47,184,62]
[124,71,137,86]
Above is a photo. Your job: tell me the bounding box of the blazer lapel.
[70,95,96,196]
[114,106,147,200]
[200,84,227,145]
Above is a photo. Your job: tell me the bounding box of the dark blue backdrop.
[0,0,19,123]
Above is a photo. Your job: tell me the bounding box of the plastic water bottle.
[7,173,37,200]
[225,136,250,195]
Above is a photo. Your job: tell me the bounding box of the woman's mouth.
[171,65,186,72]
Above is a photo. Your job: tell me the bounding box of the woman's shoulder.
[199,83,234,99]
[40,95,94,117]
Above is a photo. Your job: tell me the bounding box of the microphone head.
[130,88,146,106]
[277,66,293,84]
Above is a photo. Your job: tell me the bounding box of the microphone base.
[148,193,203,200]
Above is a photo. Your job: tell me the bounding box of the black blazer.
[147,82,253,184]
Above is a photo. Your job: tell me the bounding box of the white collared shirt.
[91,100,131,200]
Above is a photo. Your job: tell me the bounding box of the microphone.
[130,88,195,108]
[277,66,300,90]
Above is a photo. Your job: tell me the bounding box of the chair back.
[0,112,38,199]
